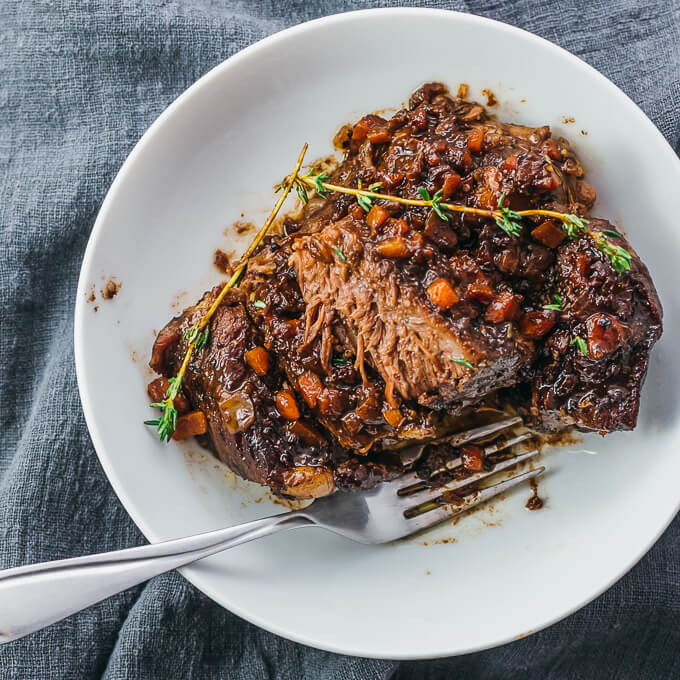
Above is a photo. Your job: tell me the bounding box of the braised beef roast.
[149,83,662,497]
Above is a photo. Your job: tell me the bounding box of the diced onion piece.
[383,407,404,428]
[220,392,255,433]
[282,465,335,498]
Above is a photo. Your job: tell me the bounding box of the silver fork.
[0,416,543,644]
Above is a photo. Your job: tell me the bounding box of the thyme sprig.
[146,144,310,442]
[293,171,632,275]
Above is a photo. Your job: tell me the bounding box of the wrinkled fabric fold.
[0,1,678,678]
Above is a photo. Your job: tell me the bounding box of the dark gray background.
[1,1,679,678]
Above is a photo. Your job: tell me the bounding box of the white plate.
[74,8,680,659]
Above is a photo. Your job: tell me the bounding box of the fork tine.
[395,416,524,489]
[440,415,522,447]
[483,432,533,456]
[403,448,539,505]
[404,466,545,534]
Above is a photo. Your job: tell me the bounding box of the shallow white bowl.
[75,8,680,659]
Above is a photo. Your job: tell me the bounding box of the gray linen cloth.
[1,1,678,678]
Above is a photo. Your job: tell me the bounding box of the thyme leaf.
[295,180,308,204]
[313,172,330,198]
[432,188,448,222]
[417,187,449,221]
[183,324,210,350]
[356,180,373,212]
[542,293,563,312]
[562,214,589,238]
[332,246,347,262]
[452,358,476,370]
[495,192,523,237]
[570,336,588,356]
[592,231,632,274]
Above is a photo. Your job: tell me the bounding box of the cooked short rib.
[148,82,662,496]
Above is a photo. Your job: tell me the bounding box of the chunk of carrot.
[461,445,484,471]
[427,278,459,310]
[485,291,522,323]
[466,127,485,154]
[366,205,389,230]
[519,311,557,338]
[467,282,494,304]
[441,173,461,198]
[502,155,518,172]
[275,390,301,421]
[298,371,323,409]
[172,410,208,440]
[376,236,410,259]
[244,346,270,376]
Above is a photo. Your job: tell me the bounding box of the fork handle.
[0,511,312,644]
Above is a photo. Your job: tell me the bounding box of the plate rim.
[74,7,680,659]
